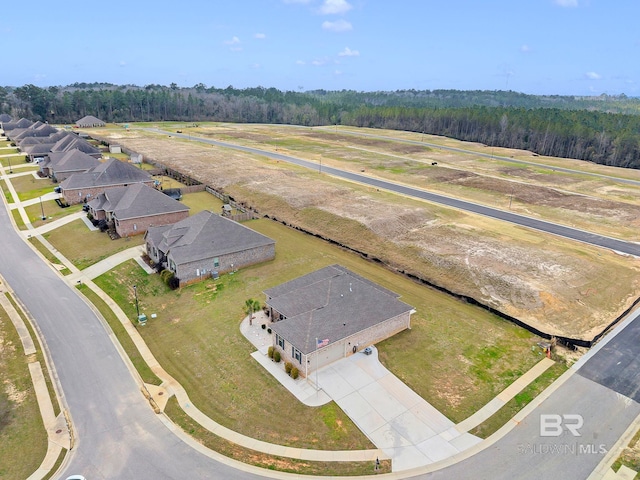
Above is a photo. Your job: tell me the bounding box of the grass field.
[93,216,544,451]
[9,173,55,201]
[42,219,144,270]
[180,190,225,215]
[0,298,48,479]
[24,201,83,227]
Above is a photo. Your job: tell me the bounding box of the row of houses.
[0,114,416,377]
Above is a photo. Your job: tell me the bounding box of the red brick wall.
[115,209,189,237]
[62,181,155,205]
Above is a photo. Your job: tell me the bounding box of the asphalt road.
[151,128,640,256]
[3,128,640,479]
[0,207,263,479]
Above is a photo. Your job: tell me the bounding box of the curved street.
[2,132,640,479]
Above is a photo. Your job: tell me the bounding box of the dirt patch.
[95,127,640,341]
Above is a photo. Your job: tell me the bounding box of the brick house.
[144,210,275,285]
[60,157,154,205]
[40,149,101,181]
[265,265,415,377]
[87,183,190,237]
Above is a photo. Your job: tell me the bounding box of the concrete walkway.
[0,275,71,480]
[241,312,556,472]
[0,159,577,475]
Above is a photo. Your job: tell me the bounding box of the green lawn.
[0,299,48,479]
[42,219,144,270]
[180,190,224,215]
[25,201,83,227]
[0,179,14,203]
[9,173,55,201]
[93,217,543,450]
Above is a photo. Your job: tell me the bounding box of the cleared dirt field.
[93,124,640,341]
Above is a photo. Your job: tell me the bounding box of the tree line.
[1,83,639,168]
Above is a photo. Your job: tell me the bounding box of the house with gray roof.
[40,149,101,181]
[20,131,101,162]
[75,115,105,128]
[0,113,12,123]
[88,183,190,237]
[60,157,154,205]
[145,210,275,286]
[265,264,415,377]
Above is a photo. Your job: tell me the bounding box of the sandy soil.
[95,126,640,341]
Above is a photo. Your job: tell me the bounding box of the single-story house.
[75,115,105,128]
[87,183,190,237]
[40,149,101,181]
[60,157,154,205]
[0,113,12,123]
[145,210,275,285]
[20,131,101,162]
[265,264,415,377]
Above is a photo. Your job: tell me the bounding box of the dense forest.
[2,83,640,168]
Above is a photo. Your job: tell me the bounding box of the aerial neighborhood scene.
[2,1,640,480]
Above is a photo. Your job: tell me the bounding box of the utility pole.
[39,196,45,220]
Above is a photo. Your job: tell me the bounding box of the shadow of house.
[265,264,415,377]
[88,183,190,237]
[60,157,154,205]
[145,210,275,286]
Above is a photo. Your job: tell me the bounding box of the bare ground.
[96,126,640,341]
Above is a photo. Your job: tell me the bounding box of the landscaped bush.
[285,362,292,374]
[168,275,180,290]
[273,350,281,363]
[160,269,173,283]
[291,367,299,379]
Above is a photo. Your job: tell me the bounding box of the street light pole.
[133,285,140,318]
[39,196,45,220]
[8,156,12,174]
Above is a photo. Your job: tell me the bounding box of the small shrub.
[267,328,272,334]
[285,362,292,374]
[168,275,180,290]
[273,350,281,363]
[291,367,299,379]
[261,324,266,330]
[268,346,274,359]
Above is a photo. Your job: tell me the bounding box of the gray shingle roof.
[60,157,152,190]
[0,114,12,123]
[88,183,189,220]
[75,115,105,127]
[267,265,414,354]
[46,149,100,173]
[145,210,275,265]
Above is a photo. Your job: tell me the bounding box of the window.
[292,347,302,363]
[214,257,219,268]
[276,334,285,349]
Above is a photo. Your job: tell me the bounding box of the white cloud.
[322,19,352,32]
[554,0,578,7]
[320,0,352,15]
[252,63,261,69]
[254,33,266,39]
[224,36,241,45]
[296,60,306,65]
[312,57,329,66]
[119,61,127,67]
[283,0,311,3]
[520,44,532,53]
[338,47,359,57]
[334,70,343,76]
[585,71,601,79]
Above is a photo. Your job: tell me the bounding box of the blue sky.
[3,0,639,95]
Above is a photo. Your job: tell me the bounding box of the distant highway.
[150,128,640,256]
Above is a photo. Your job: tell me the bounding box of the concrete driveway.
[316,347,481,471]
